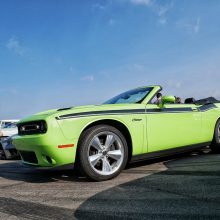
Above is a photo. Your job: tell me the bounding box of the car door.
[145,103,202,153]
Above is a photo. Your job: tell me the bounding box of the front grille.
[19,150,38,164]
[18,120,47,135]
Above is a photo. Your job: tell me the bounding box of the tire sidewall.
[214,120,220,144]
[211,119,220,152]
[78,125,128,181]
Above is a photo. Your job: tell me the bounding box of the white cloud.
[129,0,151,6]
[109,19,117,26]
[6,37,25,56]
[80,75,94,82]
[96,48,220,101]
[194,17,200,33]
[176,17,201,34]
[158,18,167,25]
[157,3,173,17]
[128,0,173,15]
[92,3,107,10]
[128,0,173,25]
[155,1,173,25]
[133,63,145,70]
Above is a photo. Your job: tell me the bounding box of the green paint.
[13,86,220,168]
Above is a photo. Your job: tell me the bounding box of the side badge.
[132,118,142,122]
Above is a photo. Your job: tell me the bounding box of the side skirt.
[130,142,211,163]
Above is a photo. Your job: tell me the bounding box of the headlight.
[18,120,47,135]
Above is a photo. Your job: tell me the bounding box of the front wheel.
[210,119,220,153]
[77,125,128,181]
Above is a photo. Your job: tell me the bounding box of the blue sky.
[1,0,220,118]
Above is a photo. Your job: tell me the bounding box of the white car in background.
[0,120,19,159]
[0,120,18,128]
[0,120,19,137]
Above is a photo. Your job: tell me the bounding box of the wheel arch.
[213,117,220,134]
[210,117,220,152]
[213,117,220,136]
[78,119,133,163]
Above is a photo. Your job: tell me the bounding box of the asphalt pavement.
[0,149,219,220]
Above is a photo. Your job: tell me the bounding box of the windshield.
[104,87,152,104]
[1,122,17,129]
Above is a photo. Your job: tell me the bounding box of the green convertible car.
[13,85,220,181]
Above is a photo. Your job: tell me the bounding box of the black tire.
[77,125,128,181]
[210,119,220,153]
[0,143,6,160]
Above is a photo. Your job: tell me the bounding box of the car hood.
[18,103,145,123]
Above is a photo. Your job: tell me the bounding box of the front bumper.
[22,161,75,171]
[13,134,78,168]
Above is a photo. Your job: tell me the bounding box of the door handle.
[192,107,198,112]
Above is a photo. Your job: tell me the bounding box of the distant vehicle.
[13,85,220,181]
[0,120,19,128]
[0,120,19,159]
[0,135,19,159]
[0,120,19,137]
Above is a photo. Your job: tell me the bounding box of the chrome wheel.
[88,132,124,176]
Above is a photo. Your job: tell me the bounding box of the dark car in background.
[0,120,20,159]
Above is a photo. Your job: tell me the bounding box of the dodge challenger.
[13,85,220,181]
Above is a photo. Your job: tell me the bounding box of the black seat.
[185,98,196,104]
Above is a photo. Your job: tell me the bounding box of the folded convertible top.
[195,97,220,105]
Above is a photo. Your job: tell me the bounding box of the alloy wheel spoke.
[102,157,112,172]
[89,154,102,166]
[91,137,103,151]
[88,131,124,175]
[107,150,122,161]
[104,134,115,150]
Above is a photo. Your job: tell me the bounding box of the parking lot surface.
[0,150,220,220]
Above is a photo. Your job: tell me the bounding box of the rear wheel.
[210,119,220,153]
[77,125,128,181]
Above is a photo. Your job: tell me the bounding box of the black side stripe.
[146,107,192,113]
[56,109,145,120]
[56,104,217,120]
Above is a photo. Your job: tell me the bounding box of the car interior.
[151,92,219,105]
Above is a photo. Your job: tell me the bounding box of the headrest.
[185,98,195,104]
